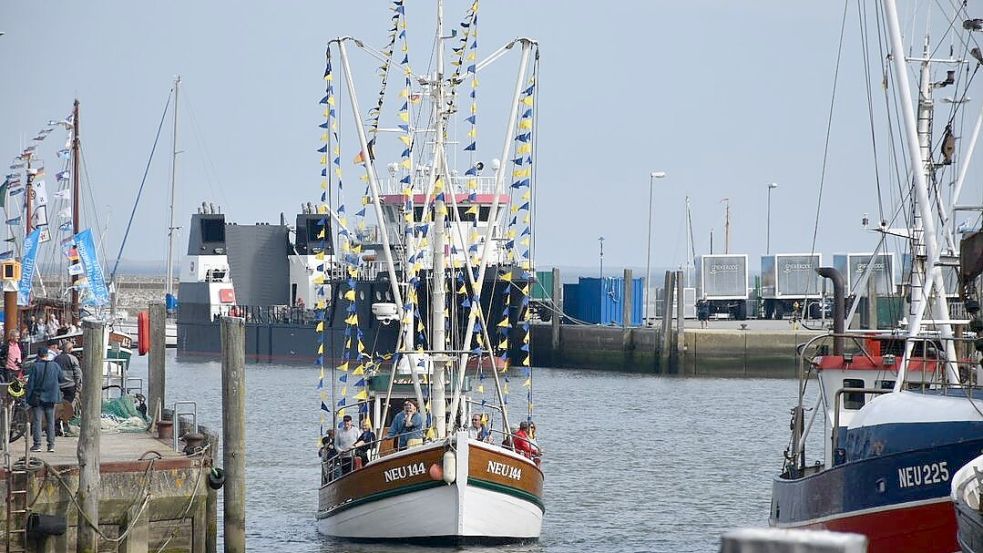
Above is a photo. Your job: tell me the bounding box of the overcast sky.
[1,1,979,276]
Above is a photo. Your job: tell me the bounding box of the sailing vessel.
[2,101,132,369]
[770,2,983,552]
[313,0,544,541]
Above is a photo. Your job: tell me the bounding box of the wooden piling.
[3,288,17,338]
[147,302,166,423]
[675,269,684,357]
[660,271,674,368]
[77,320,105,553]
[622,269,633,329]
[550,267,561,358]
[221,316,246,552]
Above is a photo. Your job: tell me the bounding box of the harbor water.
[129,351,805,553]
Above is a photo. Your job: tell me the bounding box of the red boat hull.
[792,499,958,553]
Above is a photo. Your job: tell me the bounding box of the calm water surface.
[128,352,802,553]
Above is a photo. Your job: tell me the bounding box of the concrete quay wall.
[531,323,823,377]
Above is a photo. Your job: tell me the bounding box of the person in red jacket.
[513,421,535,457]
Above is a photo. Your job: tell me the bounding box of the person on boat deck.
[527,420,542,455]
[45,314,60,338]
[502,427,516,449]
[387,399,424,450]
[4,329,23,379]
[513,421,536,458]
[353,419,377,467]
[335,414,360,473]
[319,431,339,483]
[468,414,492,442]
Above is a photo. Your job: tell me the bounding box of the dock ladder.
[3,400,33,553]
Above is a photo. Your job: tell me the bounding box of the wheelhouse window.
[843,378,866,410]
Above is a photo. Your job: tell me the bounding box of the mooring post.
[675,269,685,358]
[221,316,246,552]
[550,267,561,359]
[204,429,220,553]
[3,284,18,342]
[660,271,674,368]
[77,320,105,553]
[622,269,633,329]
[147,302,166,424]
[622,269,633,360]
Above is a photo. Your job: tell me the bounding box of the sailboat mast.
[431,0,449,439]
[71,99,81,314]
[166,75,181,300]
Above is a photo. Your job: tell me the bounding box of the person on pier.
[3,329,22,379]
[54,339,82,435]
[26,346,64,453]
[387,399,424,450]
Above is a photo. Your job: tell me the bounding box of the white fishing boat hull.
[317,432,543,541]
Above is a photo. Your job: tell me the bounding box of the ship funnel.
[209,202,217,214]
[816,267,845,355]
[201,201,208,214]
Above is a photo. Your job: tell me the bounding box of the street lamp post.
[598,236,605,324]
[767,182,779,255]
[645,171,666,325]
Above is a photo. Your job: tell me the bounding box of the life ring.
[7,380,25,398]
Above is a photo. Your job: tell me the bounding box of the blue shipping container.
[572,277,644,325]
[562,283,581,324]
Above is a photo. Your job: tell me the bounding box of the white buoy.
[442,451,457,484]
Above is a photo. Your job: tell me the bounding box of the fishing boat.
[1,101,132,372]
[770,2,983,551]
[312,0,544,541]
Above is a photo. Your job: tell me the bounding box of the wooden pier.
[1,431,213,552]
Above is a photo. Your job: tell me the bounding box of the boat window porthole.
[338,289,345,300]
[359,291,365,300]
[375,291,381,300]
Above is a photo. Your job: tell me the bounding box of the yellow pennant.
[355,390,368,401]
[315,321,324,332]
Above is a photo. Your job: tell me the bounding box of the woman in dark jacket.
[26,347,64,452]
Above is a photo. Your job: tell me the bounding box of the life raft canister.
[137,310,150,356]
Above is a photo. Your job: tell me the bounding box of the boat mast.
[166,75,181,302]
[24,155,33,237]
[71,99,81,315]
[431,0,449,439]
[686,195,694,287]
[882,0,959,387]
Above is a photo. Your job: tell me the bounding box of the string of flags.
[2,111,77,259]
[312,1,542,438]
